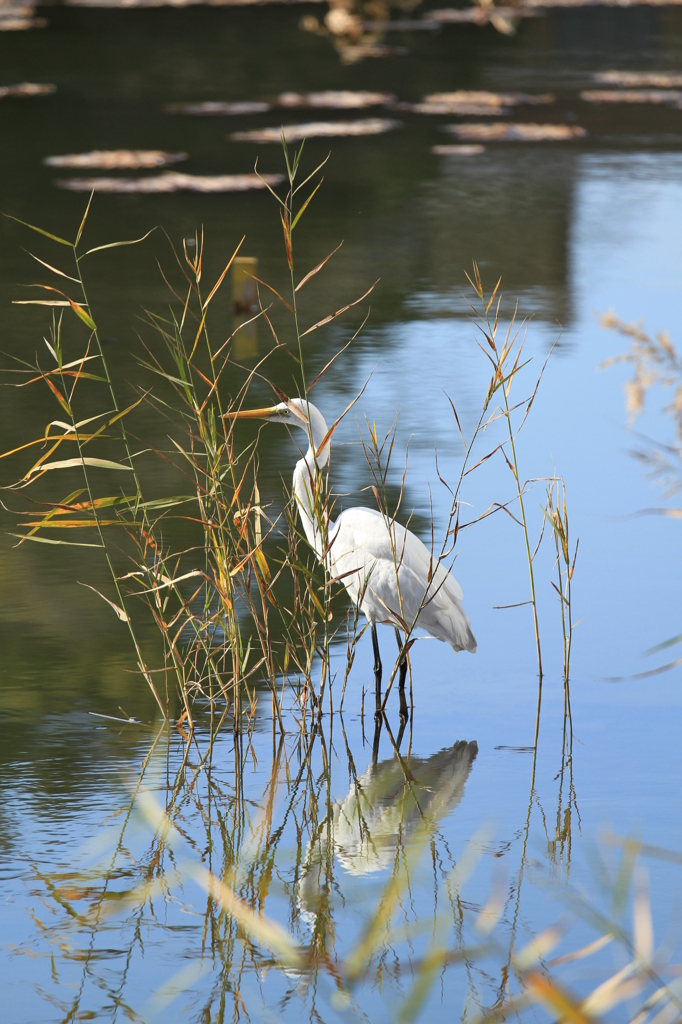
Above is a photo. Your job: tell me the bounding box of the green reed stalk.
[466,263,549,750]
[546,479,577,730]
[278,139,334,718]
[50,307,167,719]
[75,244,169,717]
[181,239,259,733]
[377,267,540,715]
[141,230,292,735]
[4,206,168,717]
[475,271,543,685]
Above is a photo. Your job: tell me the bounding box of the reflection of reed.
[30,715,680,1024]
[299,738,477,915]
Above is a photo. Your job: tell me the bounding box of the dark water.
[1,5,682,1021]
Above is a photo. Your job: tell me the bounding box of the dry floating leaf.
[432,144,485,155]
[231,118,400,143]
[45,150,188,169]
[56,172,284,193]
[595,70,682,87]
[0,81,54,96]
[581,88,682,106]
[408,90,555,116]
[446,122,586,142]
[167,100,272,115]
[0,7,46,30]
[168,91,395,117]
[337,43,407,61]
[413,102,516,116]
[277,90,395,109]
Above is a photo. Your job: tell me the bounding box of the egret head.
[224,397,331,465]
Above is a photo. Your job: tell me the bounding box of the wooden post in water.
[232,256,259,361]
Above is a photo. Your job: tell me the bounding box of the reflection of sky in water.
[308,151,682,987]
[321,152,682,687]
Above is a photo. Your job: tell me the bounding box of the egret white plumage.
[227,397,476,713]
[297,738,478,919]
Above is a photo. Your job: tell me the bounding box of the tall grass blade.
[3,212,72,246]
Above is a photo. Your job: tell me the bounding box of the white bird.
[297,738,478,920]
[227,397,476,713]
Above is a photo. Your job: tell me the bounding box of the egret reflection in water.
[298,730,478,918]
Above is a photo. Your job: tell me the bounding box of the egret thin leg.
[395,628,408,720]
[371,714,382,765]
[371,623,382,717]
[394,628,408,689]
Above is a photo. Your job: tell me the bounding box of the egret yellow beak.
[223,406,284,421]
[224,400,310,426]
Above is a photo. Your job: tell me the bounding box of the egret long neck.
[293,454,327,558]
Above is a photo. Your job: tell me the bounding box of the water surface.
[1,6,682,1021]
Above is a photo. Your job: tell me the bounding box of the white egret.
[297,738,478,918]
[227,397,476,713]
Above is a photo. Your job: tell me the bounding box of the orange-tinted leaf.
[295,240,342,292]
[255,548,271,584]
[43,375,72,416]
[68,299,96,330]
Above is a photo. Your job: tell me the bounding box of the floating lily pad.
[166,101,272,116]
[409,101,514,116]
[45,150,188,169]
[277,90,395,109]
[231,118,400,143]
[168,92,395,117]
[581,89,682,107]
[56,172,284,193]
[428,91,551,106]
[0,8,46,30]
[446,122,586,141]
[0,82,54,97]
[432,144,485,155]
[406,90,555,116]
[337,43,408,61]
[594,71,682,88]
